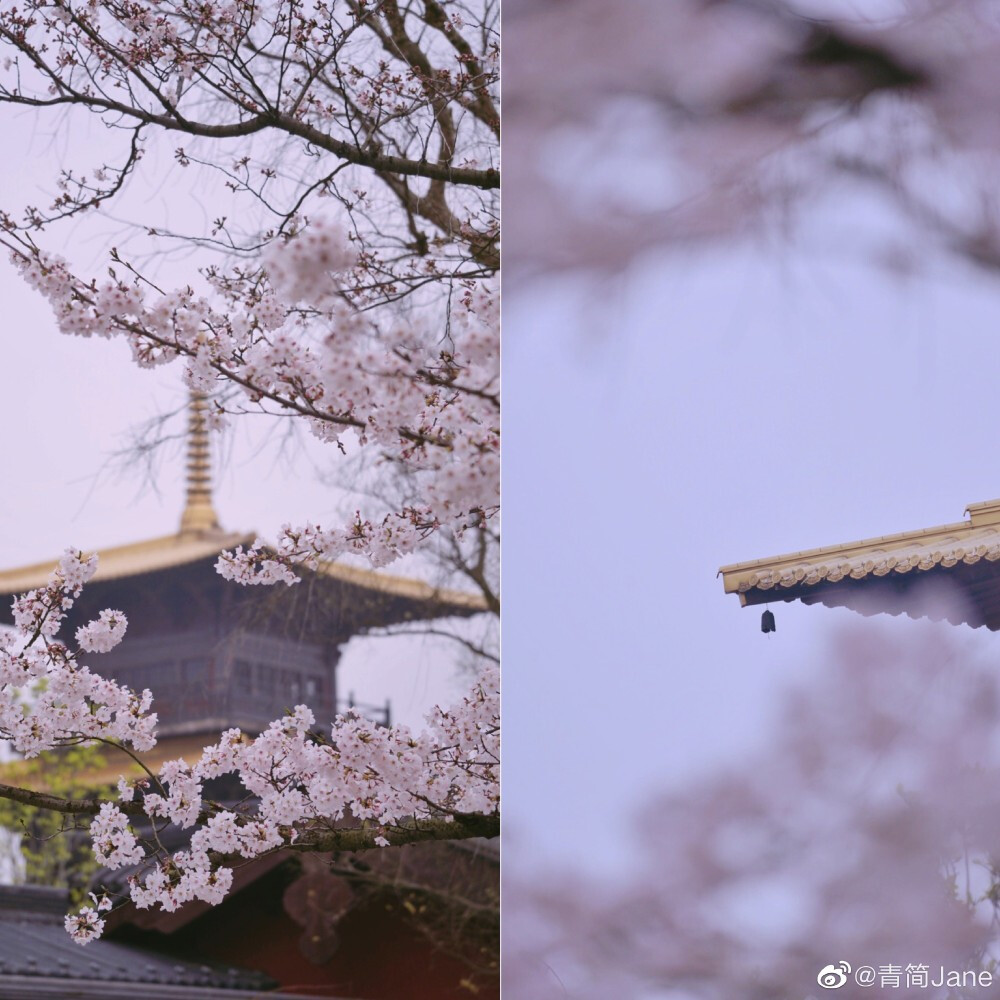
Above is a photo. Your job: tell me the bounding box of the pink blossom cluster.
[127,850,234,914]
[1,550,157,759]
[64,893,112,946]
[12,231,499,572]
[216,509,435,583]
[75,608,128,653]
[44,564,498,943]
[263,219,356,307]
[90,802,144,869]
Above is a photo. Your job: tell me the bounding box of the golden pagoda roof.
[718,498,1000,630]
[0,529,247,595]
[0,527,488,611]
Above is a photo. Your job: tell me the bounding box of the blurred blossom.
[506,0,1000,278]
[506,623,1000,998]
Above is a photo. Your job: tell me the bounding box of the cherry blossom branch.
[0,3,499,189]
[0,782,145,818]
[0,784,498,845]
[0,549,497,944]
[269,813,499,853]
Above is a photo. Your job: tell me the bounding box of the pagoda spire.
[178,391,221,537]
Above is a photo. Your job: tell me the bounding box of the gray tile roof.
[0,885,277,993]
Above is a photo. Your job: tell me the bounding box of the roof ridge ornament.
[965,498,1000,527]
[178,390,221,537]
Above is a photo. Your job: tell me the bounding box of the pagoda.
[0,393,487,769]
[719,497,1000,630]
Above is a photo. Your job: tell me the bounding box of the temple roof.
[0,885,300,997]
[0,530,247,595]
[0,527,487,612]
[718,497,1000,630]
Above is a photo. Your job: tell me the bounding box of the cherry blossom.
[4,553,499,943]
[11,239,499,569]
[0,550,157,760]
[64,893,112,946]
[90,803,144,870]
[76,610,128,654]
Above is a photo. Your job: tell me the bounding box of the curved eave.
[718,499,1000,631]
[316,559,489,612]
[0,530,489,614]
[0,530,252,596]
